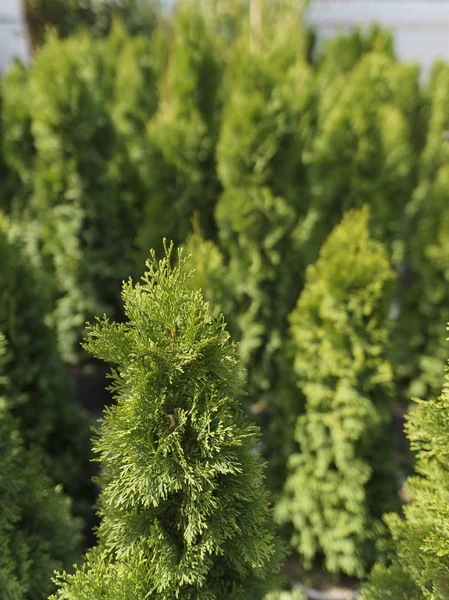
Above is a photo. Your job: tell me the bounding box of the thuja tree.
[142,1,225,251]
[51,243,282,600]
[182,217,235,326]
[316,25,394,82]
[0,212,95,519]
[305,50,421,268]
[6,27,160,362]
[393,63,449,400]
[0,64,31,213]
[277,209,398,578]
[0,334,82,600]
[23,0,160,50]
[362,349,449,599]
[215,2,316,393]
[214,12,316,491]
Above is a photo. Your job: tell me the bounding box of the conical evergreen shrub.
[214,13,315,492]
[0,334,82,600]
[182,217,234,324]
[51,243,282,600]
[316,25,394,81]
[394,63,449,399]
[362,341,449,599]
[305,50,421,267]
[142,1,225,251]
[277,208,398,577]
[23,0,160,49]
[0,211,95,519]
[1,26,160,362]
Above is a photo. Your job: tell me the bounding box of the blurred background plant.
[1,0,449,596]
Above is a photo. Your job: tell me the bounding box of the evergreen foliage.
[316,25,394,80]
[394,63,449,399]
[182,217,234,324]
[51,243,282,599]
[277,209,398,577]
[306,50,421,267]
[0,334,82,600]
[1,26,160,362]
[213,19,315,492]
[23,0,160,50]
[362,348,449,599]
[0,211,95,519]
[142,2,225,251]
[215,17,315,396]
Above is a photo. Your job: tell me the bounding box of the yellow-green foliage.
[394,63,449,400]
[0,212,94,519]
[306,51,421,267]
[277,209,398,577]
[363,346,449,599]
[142,3,226,251]
[182,218,234,324]
[1,24,160,363]
[0,334,82,600]
[317,25,394,80]
[51,244,282,599]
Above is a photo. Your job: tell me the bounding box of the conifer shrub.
[23,0,160,50]
[0,211,95,519]
[182,218,234,324]
[306,50,421,267]
[316,25,394,80]
[50,243,282,600]
[362,347,449,599]
[213,22,315,492]
[141,2,225,251]
[217,26,314,205]
[276,208,398,578]
[1,26,160,363]
[393,63,449,400]
[214,15,316,401]
[0,334,82,600]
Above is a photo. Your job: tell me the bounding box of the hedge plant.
[277,208,398,577]
[394,63,449,400]
[141,1,225,253]
[316,25,394,81]
[23,0,160,50]
[1,25,160,363]
[0,334,82,600]
[0,211,95,519]
[305,50,421,268]
[362,341,449,599]
[213,18,316,491]
[50,243,282,600]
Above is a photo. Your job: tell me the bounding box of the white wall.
[307,1,449,77]
[0,0,29,72]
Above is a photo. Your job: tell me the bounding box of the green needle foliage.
[51,243,282,600]
[277,208,398,578]
[306,50,421,267]
[182,217,234,326]
[316,25,394,81]
[1,25,160,363]
[142,1,225,252]
[362,348,449,599]
[394,63,449,400]
[0,334,82,600]
[0,212,95,519]
[214,19,316,492]
[23,0,160,50]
